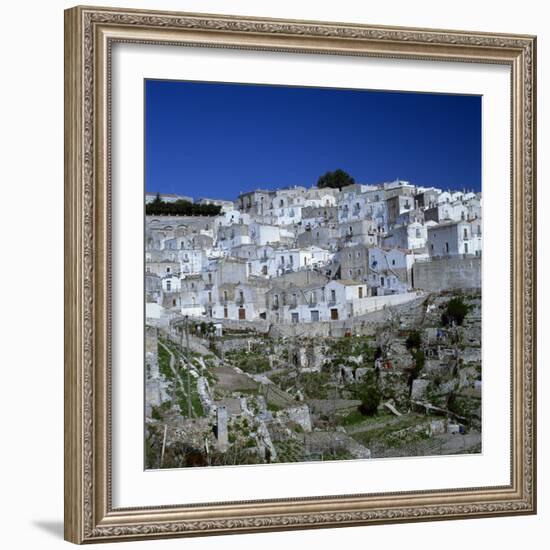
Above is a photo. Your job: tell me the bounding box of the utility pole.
[185,315,193,418]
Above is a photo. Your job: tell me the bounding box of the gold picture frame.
[64,5,537,544]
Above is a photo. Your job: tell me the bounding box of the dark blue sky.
[145,80,481,200]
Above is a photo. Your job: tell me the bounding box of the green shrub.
[357,383,381,416]
[405,330,422,350]
[441,297,470,326]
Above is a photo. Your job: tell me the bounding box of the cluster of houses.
[145,180,482,324]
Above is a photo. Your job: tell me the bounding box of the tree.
[145,196,222,217]
[441,297,470,327]
[317,169,355,190]
[355,372,381,416]
[405,330,422,350]
[357,384,381,416]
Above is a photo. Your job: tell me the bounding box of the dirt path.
[159,340,201,416]
[345,414,421,435]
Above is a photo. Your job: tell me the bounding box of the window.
[381,276,385,287]
[289,255,294,265]
[445,242,449,253]
[223,290,228,301]
[463,228,468,239]
[415,228,421,238]
[166,280,171,292]
[208,273,212,283]
[358,287,363,298]
[274,294,279,306]
[208,291,212,302]
[330,289,336,302]
[392,259,396,266]
[311,310,320,322]
[291,312,299,324]
[239,291,244,302]
[464,243,469,254]
[146,266,150,273]
[224,307,228,318]
[166,267,171,273]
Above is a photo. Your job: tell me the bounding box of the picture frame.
[64,5,537,544]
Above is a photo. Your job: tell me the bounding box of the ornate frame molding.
[64,5,536,544]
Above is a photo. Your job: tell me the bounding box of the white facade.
[383,222,427,250]
[145,192,193,204]
[427,220,482,258]
[161,274,181,293]
[146,179,481,325]
[216,209,251,227]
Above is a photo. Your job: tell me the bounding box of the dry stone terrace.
[145,180,482,467]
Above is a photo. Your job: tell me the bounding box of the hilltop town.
[145,178,482,468]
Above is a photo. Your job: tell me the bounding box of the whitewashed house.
[427,220,482,257]
[383,221,427,250]
[367,247,416,295]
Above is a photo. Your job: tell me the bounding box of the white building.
[145,192,194,204]
[427,220,482,258]
[383,221,428,250]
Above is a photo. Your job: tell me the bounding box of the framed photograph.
[64,5,537,544]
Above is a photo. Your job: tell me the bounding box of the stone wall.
[145,326,162,416]
[412,256,481,292]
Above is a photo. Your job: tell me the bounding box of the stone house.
[427,220,482,258]
[367,247,416,295]
[383,221,428,250]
